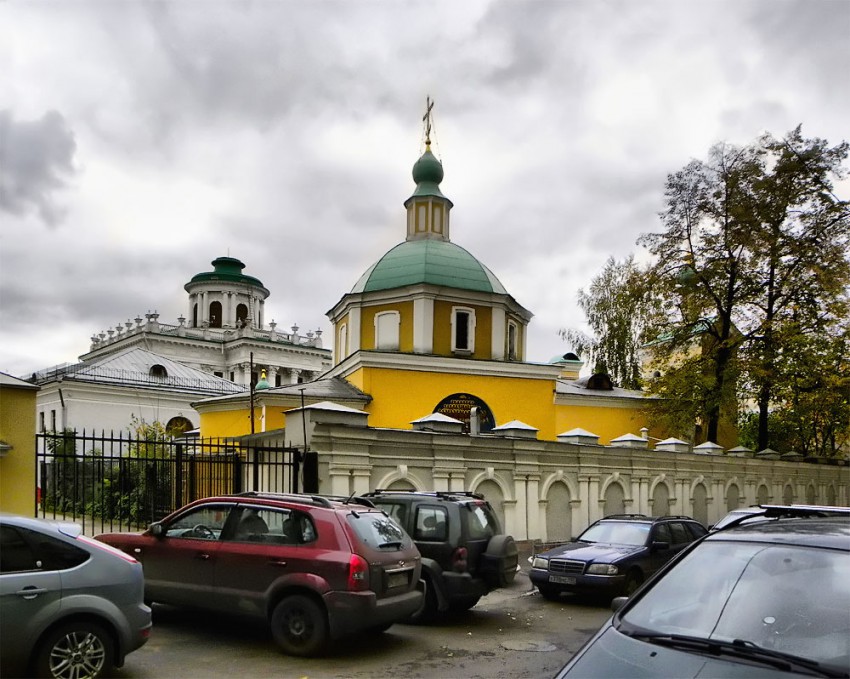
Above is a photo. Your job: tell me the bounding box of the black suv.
[530,514,708,600]
[362,490,518,621]
[97,492,423,656]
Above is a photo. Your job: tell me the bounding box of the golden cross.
[423,96,434,146]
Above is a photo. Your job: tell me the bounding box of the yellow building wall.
[553,402,656,445]
[359,301,415,353]
[347,366,557,437]
[0,385,38,514]
[432,301,493,359]
[198,403,288,439]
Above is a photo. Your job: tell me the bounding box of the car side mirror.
[149,522,165,538]
[650,540,670,552]
[611,596,629,612]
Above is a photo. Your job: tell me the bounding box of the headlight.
[586,563,619,576]
[531,556,549,570]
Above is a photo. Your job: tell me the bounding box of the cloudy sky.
[1,0,848,377]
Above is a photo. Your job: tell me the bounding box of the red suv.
[96,493,423,656]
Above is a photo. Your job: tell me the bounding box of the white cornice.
[326,350,562,380]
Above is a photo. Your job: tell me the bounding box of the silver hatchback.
[0,514,151,678]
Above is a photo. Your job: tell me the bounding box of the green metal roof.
[351,240,508,294]
[186,256,268,293]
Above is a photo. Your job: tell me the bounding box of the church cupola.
[404,97,453,242]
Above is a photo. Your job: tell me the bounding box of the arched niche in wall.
[433,393,495,433]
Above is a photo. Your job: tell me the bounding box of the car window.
[414,507,448,541]
[0,525,88,572]
[166,504,232,540]
[347,512,412,551]
[229,506,316,545]
[668,522,691,544]
[651,523,671,543]
[465,502,499,540]
[621,541,850,668]
[374,502,406,527]
[686,521,708,539]
[580,521,650,546]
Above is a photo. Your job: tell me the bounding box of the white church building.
[29,256,332,434]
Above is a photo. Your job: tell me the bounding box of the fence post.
[303,451,319,493]
[175,443,184,509]
[233,454,243,494]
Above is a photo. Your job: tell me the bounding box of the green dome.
[409,148,447,200]
[185,256,268,294]
[352,240,507,294]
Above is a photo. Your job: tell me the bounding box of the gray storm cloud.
[0,110,77,226]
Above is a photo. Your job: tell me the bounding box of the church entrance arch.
[433,393,495,433]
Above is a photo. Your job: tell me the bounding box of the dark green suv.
[362,490,518,622]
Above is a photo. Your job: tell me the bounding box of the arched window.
[209,301,222,328]
[338,323,348,362]
[375,311,400,351]
[236,303,249,328]
[451,306,475,353]
[149,364,168,379]
[166,416,193,437]
[507,321,518,360]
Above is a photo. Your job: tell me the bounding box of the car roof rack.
[318,494,376,508]
[235,491,334,509]
[362,490,485,501]
[601,513,649,520]
[718,504,850,531]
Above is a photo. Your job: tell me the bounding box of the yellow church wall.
[347,366,558,437]
[432,301,492,359]
[359,301,415,352]
[553,402,653,445]
[198,403,288,438]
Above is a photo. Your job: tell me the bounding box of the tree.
[559,255,654,390]
[639,127,849,450]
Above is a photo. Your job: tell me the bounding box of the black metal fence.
[36,431,314,535]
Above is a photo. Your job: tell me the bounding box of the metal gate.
[35,431,311,534]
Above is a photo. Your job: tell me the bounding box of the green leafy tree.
[639,127,849,449]
[559,255,654,390]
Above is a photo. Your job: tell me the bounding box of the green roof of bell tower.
[408,146,449,201]
[185,256,269,294]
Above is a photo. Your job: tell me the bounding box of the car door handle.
[195,553,211,560]
[16,586,48,599]
[269,560,288,567]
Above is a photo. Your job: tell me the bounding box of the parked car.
[530,514,708,600]
[95,492,423,656]
[0,513,151,679]
[555,506,850,678]
[360,490,518,622]
[711,504,847,531]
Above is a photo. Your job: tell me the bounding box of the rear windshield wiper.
[621,632,846,678]
[378,541,403,549]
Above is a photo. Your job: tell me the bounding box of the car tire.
[482,535,519,588]
[537,584,561,601]
[622,570,644,597]
[270,595,328,657]
[34,620,115,679]
[407,576,438,624]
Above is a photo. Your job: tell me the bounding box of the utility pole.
[249,351,255,435]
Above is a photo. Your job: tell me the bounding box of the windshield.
[620,541,850,668]
[579,521,650,546]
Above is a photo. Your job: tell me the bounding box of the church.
[29,257,332,434]
[194,106,657,447]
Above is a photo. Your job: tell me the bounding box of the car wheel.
[482,535,519,588]
[407,577,438,624]
[622,570,644,596]
[270,595,328,657]
[34,621,114,679]
[537,584,562,601]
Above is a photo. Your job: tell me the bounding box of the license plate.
[388,572,408,588]
[549,575,576,585]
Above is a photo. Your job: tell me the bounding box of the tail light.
[347,554,369,591]
[451,546,468,573]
